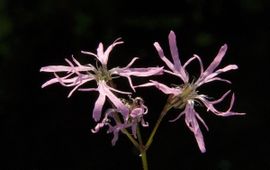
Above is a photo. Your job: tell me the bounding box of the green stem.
[145,103,172,151]
[140,150,148,170]
[137,126,143,145]
[137,126,148,170]
[114,113,140,149]
[122,128,140,149]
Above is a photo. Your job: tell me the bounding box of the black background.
[0,0,269,169]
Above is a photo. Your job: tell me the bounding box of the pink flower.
[137,31,245,153]
[92,97,149,145]
[41,38,163,122]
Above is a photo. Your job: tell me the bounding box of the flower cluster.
[40,38,162,143]
[41,31,245,152]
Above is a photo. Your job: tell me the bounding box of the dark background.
[0,0,269,169]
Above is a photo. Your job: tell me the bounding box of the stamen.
[170,83,198,109]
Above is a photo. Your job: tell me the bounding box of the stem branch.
[145,103,172,150]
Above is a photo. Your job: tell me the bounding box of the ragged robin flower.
[40,38,163,122]
[137,31,246,153]
[92,96,149,145]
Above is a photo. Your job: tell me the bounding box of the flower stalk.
[136,126,148,170]
[145,101,172,150]
[121,124,141,149]
[140,151,148,170]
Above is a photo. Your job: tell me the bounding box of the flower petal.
[103,38,124,65]
[81,51,98,57]
[193,126,206,153]
[202,64,238,84]
[78,88,98,91]
[93,86,106,121]
[168,31,181,71]
[183,54,204,76]
[99,81,129,120]
[195,50,238,87]
[168,31,189,82]
[133,82,156,88]
[204,44,228,75]
[169,110,185,122]
[91,114,109,133]
[41,74,70,88]
[150,80,182,95]
[130,108,144,118]
[40,66,74,72]
[97,43,105,64]
[40,63,95,73]
[154,42,175,72]
[91,108,117,133]
[184,102,206,153]
[199,91,246,116]
[41,72,94,88]
[154,32,189,82]
[141,118,149,127]
[202,77,232,84]
[107,85,131,95]
[67,77,95,97]
[116,67,163,77]
[112,67,163,91]
[111,128,120,145]
[195,112,209,131]
[122,57,139,69]
[131,123,137,138]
